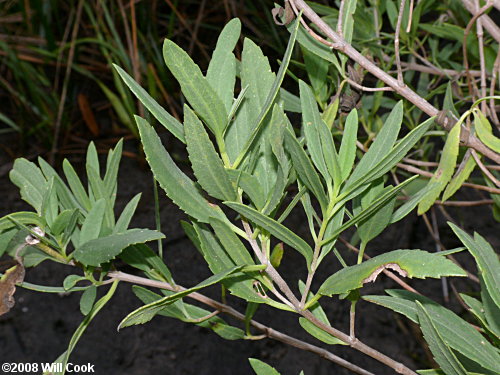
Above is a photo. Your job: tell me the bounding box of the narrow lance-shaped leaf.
[338,109,358,181]
[449,223,500,309]
[136,116,225,223]
[206,18,240,112]
[319,249,466,296]
[225,202,313,268]
[340,116,434,203]
[118,266,245,329]
[249,358,281,375]
[184,105,236,201]
[344,101,403,189]
[474,110,500,153]
[73,229,164,266]
[79,198,106,244]
[300,80,329,180]
[418,122,461,214]
[416,302,468,375]
[442,150,476,201]
[364,289,500,373]
[232,16,301,168]
[284,129,328,211]
[163,39,227,137]
[323,177,416,246]
[113,65,185,143]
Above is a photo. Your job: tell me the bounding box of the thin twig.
[337,0,345,37]
[395,0,407,86]
[471,149,500,188]
[345,77,393,92]
[489,49,500,129]
[107,271,374,375]
[288,0,500,163]
[397,163,500,194]
[460,0,500,44]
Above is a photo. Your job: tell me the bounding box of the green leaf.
[298,318,345,345]
[342,116,434,202]
[63,275,86,290]
[63,159,91,211]
[323,177,416,246]
[132,286,244,340]
[354,181,396,244]
[51,209,77,237]
[79,199,106,244]
[113,64,185,143]
[114,193,141,234]
[474,110,500,153]
[338,109,358,181]
[319,249,466,296]
[206,18,240,112]
[136,116,225,223]
[209,217,254,266]
[225,202,313,268]
[249,358,281,375]
[284,129,327,211]
[73,229,164,266]
[184,105,235,201]
[418,122,461,214]
[416,302,468,375]
[364,290,500,373]
[449,223,500,309]
[442,151,476,201]
[163,39,227,137]
[227,169,265,210]
[300,80,329,180]
[61,281,118,374]
[9,158,48,213]
[103,139,123,203]
[232,17,300,168]
[0,212,45,232]
[79,285,97,316]
[289,21,341,72]
[480,275,500,339]
[120,243,172,282]
[118,266,244,329]
[345,101,403,187]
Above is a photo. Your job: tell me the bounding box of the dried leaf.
[0,259,25,316]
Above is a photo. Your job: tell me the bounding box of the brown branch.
[108,271,374,375]
[288,0,500,164]
[461,0,500,44]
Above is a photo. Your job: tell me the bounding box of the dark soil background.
[0,135,497,375]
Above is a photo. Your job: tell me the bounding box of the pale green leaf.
[163,39,227,137]
[416,302,468,375]
[284,129,328,211]
[225,202,313,268]
[184,105,235,201]
[249,358,281,375]
[364,290,500,373]
[9,158,48,213]
[338,109,358,181]
[114,193,141,234]
[474,110,500,153]
[73,229,164,266]
[206,18,240,112]
[136,116,225,223]
[449,223,500,310]
[418,122,461,214]
[113,64,185,143]
[319,249,466,296]
[118,266,244,329]
[79,199,106,244]
[80,285,97,316]
[442,151,476,201]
